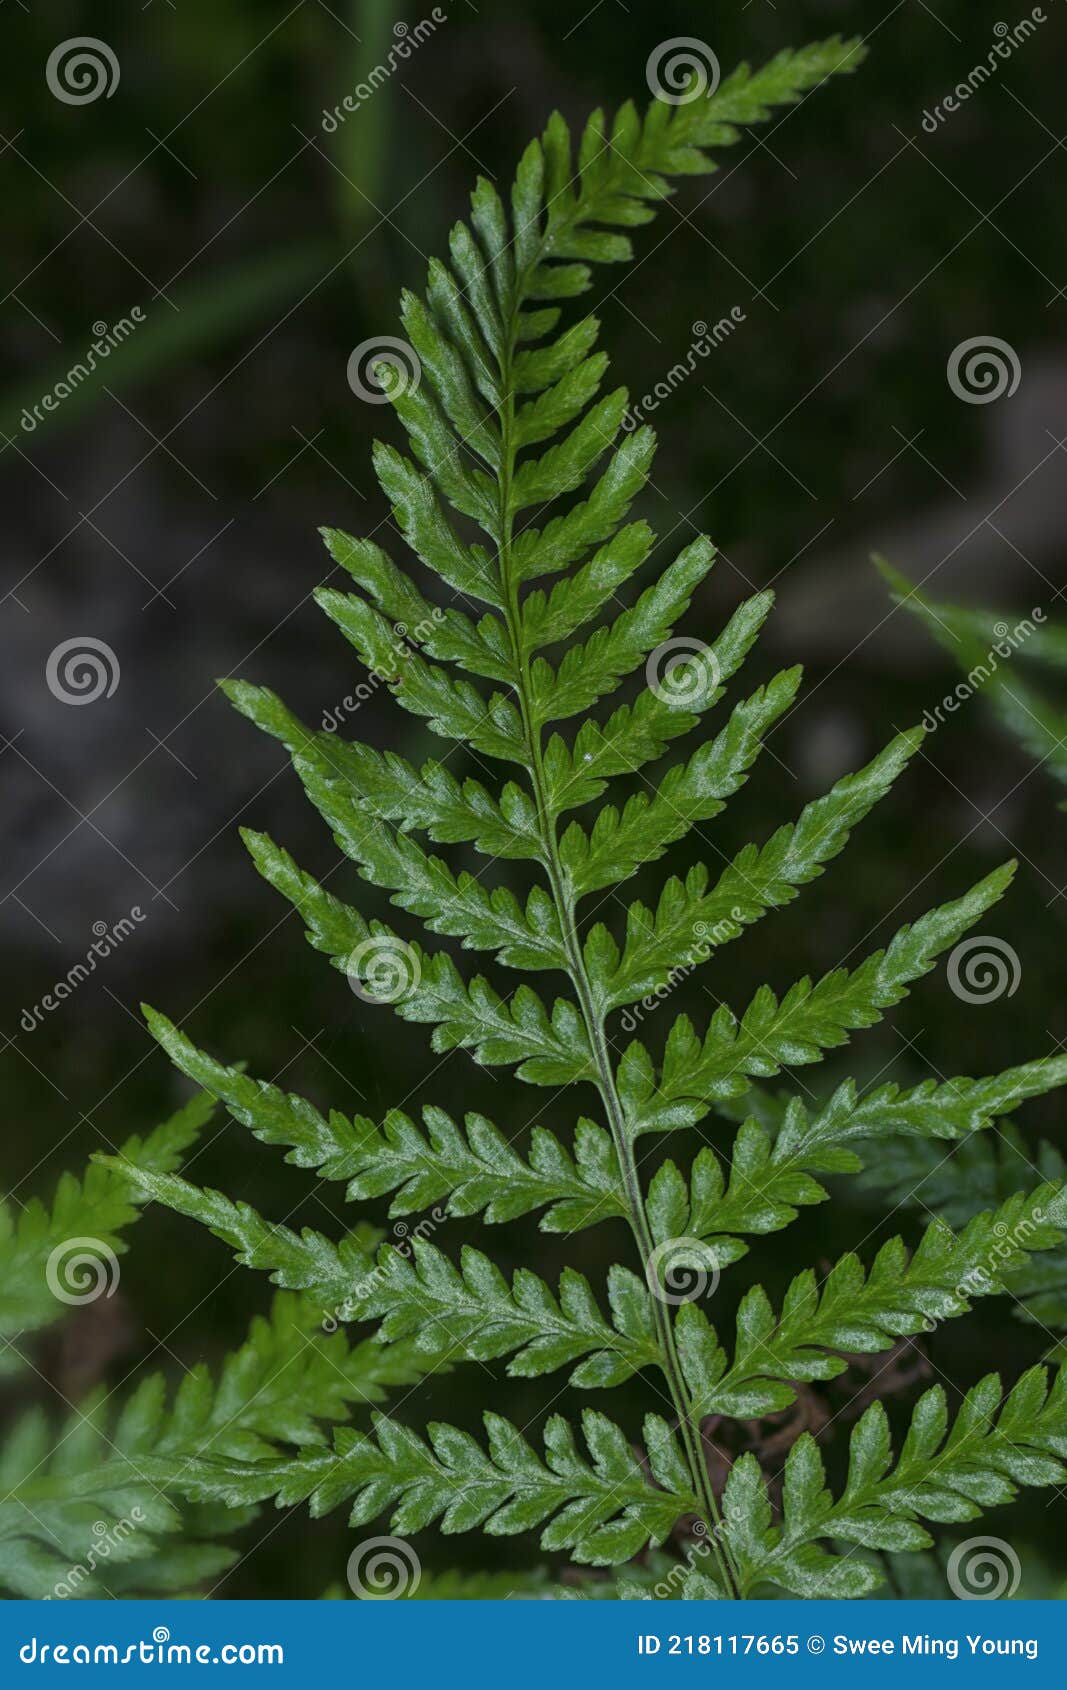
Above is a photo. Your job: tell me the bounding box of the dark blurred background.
[2,0,1066,1597]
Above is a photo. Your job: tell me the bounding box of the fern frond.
[562,666,802,896]
[0,1293,426,1598]
[356,1241,657,1387]
[131,38,1067,1601]
[197,1409,697,1568]
[0,1094,215,1370]
[94,1156,378,1321]
[639,862,1017,1131]
[881,560,1067,800]
[223,681,542,861]
[659,1057,1067,1259]
[239,831,593,1083]
[725,1368,1067,1597]
[598,727,924,1010]
[859,1126,1067,1333]
[678,1185,1067,1418]
[143,1007,624,1227]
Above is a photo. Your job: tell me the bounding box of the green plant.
[98,41,1067,1599]
[865,565,1067,1340]
[0,1094,215,1373]
[880,561,1067,806]
[0,1096,441,1597]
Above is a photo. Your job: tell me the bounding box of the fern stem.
[493,301,739,1598]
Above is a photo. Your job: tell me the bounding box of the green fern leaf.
[0,1293,426,1598]
[125,39,1067,1602]
[195,1409,697,1568]
[727,1367,1067,1596]
[0,1094,214,1369]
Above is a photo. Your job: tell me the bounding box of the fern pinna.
[102,40,1067,1600]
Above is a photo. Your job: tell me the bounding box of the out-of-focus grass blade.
[878,556,1067,805]
[322,0,399,250]
[3,242,331,446]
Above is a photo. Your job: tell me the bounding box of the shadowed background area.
[2,0,1066,1597]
